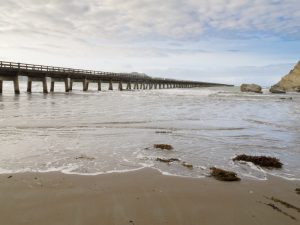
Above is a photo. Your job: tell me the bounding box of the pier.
[0,61,231,94]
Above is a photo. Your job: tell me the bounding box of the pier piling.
[109,81,113,90]
[98,80,101,91]
[118,82,123,91]
[27,77,48,93]
[83,79,89,92]
[126,82,131,90]
[50,78,69,92]
[0,76,20,94]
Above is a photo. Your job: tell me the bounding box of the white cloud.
[0,0,299,85]
[1,0,299,42]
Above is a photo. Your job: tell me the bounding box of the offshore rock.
[240,84,262,93]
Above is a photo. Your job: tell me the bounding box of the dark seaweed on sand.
[210,167,240,182]
[156,158,180,163]
[154,144,173,150]
[233,154,283,168]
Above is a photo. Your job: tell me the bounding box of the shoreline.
[1,164,300,181]
[1,168,299,225]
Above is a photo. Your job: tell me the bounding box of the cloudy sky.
[1,0,300,85]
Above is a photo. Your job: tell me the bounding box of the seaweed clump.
[154,144,173,150]
[75,155,95,160]
[156,158,179,163]
[233,154,283,168]
[296,188,300,195]
[210,167,240,182]
[182,162,193,169]
[155,131,172,134]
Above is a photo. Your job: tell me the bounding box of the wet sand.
[0,168,299,225]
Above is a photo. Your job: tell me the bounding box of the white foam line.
[0,166,299,181]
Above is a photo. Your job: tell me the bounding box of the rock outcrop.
[240,84,262,93]
[270,61,300,92]
[269,85,286,94]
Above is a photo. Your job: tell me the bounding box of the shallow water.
[0,81,299,180]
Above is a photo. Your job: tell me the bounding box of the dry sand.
[0,168,299,225]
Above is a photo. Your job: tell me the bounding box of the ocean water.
[0,80,299,180]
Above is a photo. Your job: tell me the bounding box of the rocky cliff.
[271,61,300,92]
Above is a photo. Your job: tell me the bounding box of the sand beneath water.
[0,168,299,225]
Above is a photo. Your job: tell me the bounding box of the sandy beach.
[0,168,299,225]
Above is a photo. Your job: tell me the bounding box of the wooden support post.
[126,82,131,90]
[109,81,113,90]
[118,82,123,91]
[98,80,101,91]
[27,80,32,93]
[140,83,143,89]
[83,79,88,91]
[69,80,73,91]
[42,77,48,93]
[64,78,69,92]
[0,80,2,94]
[13,77,20,94]
[50,81,55,92]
